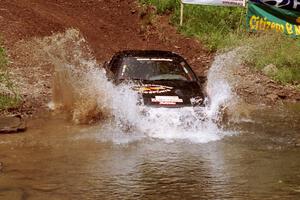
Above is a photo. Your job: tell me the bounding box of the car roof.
[113,50,185,59]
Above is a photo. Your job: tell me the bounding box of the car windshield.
[118,57,196,81]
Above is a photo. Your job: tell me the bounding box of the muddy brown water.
[0,104,300,200]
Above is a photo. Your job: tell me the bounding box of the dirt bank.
[0,0,299,116]
[234,65,300,105]
[0,0,212,115]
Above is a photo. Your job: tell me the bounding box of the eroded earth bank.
[1,0,299,117]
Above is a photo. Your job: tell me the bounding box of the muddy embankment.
[0,0,299,118]
[0,0,212,116]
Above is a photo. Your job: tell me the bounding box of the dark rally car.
[104,50,206,107]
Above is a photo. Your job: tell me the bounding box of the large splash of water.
[30,29,238,143]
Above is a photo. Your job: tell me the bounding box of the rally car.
[104,50,206,107]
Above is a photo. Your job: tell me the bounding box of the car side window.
[109,56,121,75]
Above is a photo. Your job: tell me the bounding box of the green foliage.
[0,95,20,110]
[175,5,245,50]
[0,46,7,69]
[140,0,245,50]
[139,0,300,85]
[0,45,20,110]
[140,0,179,14]
[275,68,300,84]
[243,33,300,84]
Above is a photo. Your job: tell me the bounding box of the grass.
[242,33,300,84]
[140,0,178,14]
[140,0,246,51]
[139,0,300,85]
[0,44,20,110]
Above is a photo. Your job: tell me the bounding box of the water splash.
[206,50,241,120]
[131,50,241,143]
[29,29,238,143]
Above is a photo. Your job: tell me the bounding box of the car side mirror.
[103,61,109,70]
[197,76,207,84]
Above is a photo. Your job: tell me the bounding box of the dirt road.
[0,0,210,67]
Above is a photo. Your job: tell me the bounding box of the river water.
[0,104,299,200]
[1,30,300,199]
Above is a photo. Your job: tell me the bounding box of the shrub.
[0,45,20,110]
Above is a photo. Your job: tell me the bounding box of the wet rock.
[131,9,136,14]
[254,78,261,83]
[262,64,278,76]
[0,115,26,134]
[266,93,278,101]
[277,91,287,99]
[256,87,267,96]
[244,89,254,94]
[295,138,300,147]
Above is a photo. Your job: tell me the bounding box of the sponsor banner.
[132,84,173,94]
[250,0,300,12]
[182,0,245,7]
[247,1,300,36]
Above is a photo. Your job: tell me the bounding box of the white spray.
[28,29,238,144]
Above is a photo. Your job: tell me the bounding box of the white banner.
[182,0,245,7]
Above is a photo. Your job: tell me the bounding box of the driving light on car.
[190,96,203,106]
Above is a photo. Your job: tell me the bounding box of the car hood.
[131,80,205,107]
